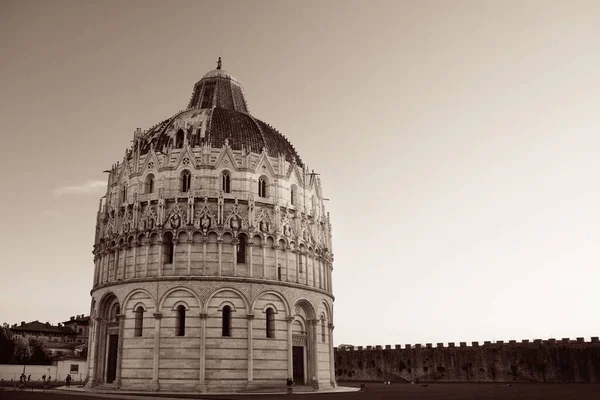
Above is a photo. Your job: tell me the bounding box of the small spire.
[217,56,222,70]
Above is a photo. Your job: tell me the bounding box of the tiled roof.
[135,67,303,165]
[11,321,76,335]
[140,108,303,166]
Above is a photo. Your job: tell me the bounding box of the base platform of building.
[55,384,360,398]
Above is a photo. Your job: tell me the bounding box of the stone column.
[187,237,192,275]
[151,312,162,391]
[311,252,316,287]
[274,244,279,279]
[286,316,294,381]
[309,319,319,389]
[262,243,267,278]
[115,314,125,387]
[144,238,150,277]
[202,237,207,275]
[233,238,238,276]
[172,238,178,275]
[217,238,223,276]
[114,247,120,281]
[132,240,138,279]
[197,313,207,392]
[285,247,290,282]
[104,252,110,283]
[246,315,254,386]
[318,258,323,289]
[158,239,164,277]
[295,250,300,283]
[248,243,254,277]
[328,323,336,388]
[90,317,103,385]
[304,253,309,286]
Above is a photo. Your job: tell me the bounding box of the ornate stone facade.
[86,62,336,392]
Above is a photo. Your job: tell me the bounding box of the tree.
[28,337,50,363]
[13,337,31,361]
[0,323,15,362]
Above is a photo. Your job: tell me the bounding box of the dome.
[140,108,303,166]
[139,60,303,165]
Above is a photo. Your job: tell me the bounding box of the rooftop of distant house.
[11,320,76,335]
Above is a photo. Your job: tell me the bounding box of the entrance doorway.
[106,334,118,383]
[292,346,305,383]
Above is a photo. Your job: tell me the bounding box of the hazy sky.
[1,0,599,346]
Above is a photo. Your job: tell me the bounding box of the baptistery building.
[86,60,336,392]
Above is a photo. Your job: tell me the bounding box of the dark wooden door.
[106,334,118,383]
[292,346,305,383]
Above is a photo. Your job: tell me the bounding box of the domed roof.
[137,60,303,165]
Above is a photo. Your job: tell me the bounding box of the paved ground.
[1,382,599,400]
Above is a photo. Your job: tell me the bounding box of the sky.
[1,0,599,347]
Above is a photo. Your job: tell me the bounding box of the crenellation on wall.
[335,337,600,383]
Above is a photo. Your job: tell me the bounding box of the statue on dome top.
[217,57,222,70]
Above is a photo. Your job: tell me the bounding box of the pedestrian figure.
[66,374,72,387]
[42,374,46,382]
[27,374,31,382]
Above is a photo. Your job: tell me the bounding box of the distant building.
[10,321,77,343]
[63,315,90,344]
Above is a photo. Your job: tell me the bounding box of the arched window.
[181,170,191,193]
[258,177,267,198]
[299,252,303,273]
[277,265,282,281]
[164,234,174,264]
[175,305,186,336]
[122,184,128,204]
[237,235,246,264]
[222,305,232,337]
[221,171,231,193]
[266,308,275,338]
[145,174,155,194]
[134,306,144,337]
[175,129,185,148]
[291,185,297,206]
[321,318,326,342]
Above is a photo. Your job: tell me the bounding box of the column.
[328,323,336,387]
[202,238,207,275]
[172,238,178,275]
[151,313,162,390]
[144,238,150,277]
[309,319,319,389]
[295,250,300,283]
[90,317,103,385]
[158,239,163,276]
[114,248,120,281]
[318,258,323,289]
[103,253,108,283]
[311,252,316,287]
[248,243,254,277]
[187,238,192,275]
[233,239,238,276]
[285,247,290,282]
[274,244,279,280]
[286,317,294,381]
[217,239,223,276]
[115,314,125,387]
[132,240,138,279]
[247,315,254,384]
[197,313,207,392]
[304,253,309,286]
[262,243,267,278]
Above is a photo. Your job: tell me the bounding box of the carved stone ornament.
[194,197,215,234]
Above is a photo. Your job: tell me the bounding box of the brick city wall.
[334,337,600,383]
